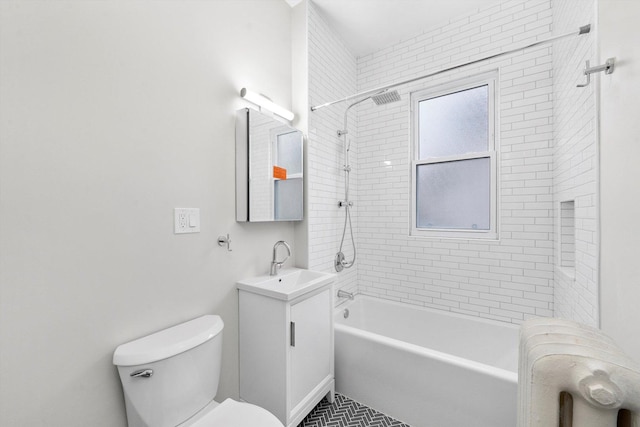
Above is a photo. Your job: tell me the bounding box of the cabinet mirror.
[236,108,303,222]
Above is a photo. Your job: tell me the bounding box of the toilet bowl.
[178,398,282,426]
[113,315,284,427]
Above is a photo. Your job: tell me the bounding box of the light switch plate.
[174,208,200,234]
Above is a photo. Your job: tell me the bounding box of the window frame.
[410,71,498,240]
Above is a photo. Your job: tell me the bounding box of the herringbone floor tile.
[298,394,411,427]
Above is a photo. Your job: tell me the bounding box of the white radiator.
[518,318,640,427]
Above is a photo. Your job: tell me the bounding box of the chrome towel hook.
[217,234,232,251]
[577,58,615,88]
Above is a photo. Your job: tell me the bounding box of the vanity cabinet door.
[289,288,332,412]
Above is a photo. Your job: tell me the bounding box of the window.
[411,73,497,239]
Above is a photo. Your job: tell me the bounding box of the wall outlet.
[174,208,200,234]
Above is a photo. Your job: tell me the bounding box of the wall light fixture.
[240,88,294,122]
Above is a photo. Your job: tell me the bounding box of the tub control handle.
[290,322,295,347]
[130,369,154,378]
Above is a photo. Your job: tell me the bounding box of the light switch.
[189,212,199,228]
[174,208,200,234]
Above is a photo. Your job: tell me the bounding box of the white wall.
[552,0,599,326]
[354,0,556,324]
[599,0,640,362]
[0,1,296,425]
[307,2,359,297]
[292,0,310,268]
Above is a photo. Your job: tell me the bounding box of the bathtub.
[334,296,519,427]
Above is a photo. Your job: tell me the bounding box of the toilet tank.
[113,315,224,427]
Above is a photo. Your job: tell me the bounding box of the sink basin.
[236,268,335,301]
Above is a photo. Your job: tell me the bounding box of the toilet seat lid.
[187,399,284,427]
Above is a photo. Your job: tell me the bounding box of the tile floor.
[298,393,410,427]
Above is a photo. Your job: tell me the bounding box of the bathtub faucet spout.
[337,290,354,300]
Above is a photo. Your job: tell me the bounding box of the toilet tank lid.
[113,315,224,366]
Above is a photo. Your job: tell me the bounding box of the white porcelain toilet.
[113,315,284,427]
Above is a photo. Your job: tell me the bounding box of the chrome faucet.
[337,290,354,300]
[270,240,291,276]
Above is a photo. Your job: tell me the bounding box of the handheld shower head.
[371,90,402,105]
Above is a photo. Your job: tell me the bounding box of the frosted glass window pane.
[276,131,302,175]
[418,85,488,158]
[416,158,490,230]
[275,178,303,220]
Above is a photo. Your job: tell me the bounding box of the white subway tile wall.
[307,0,598,325]
[552,0,598,327]
[307,2,358,296]
[353,0,556,324]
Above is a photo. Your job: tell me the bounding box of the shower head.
[371,90,401,105]
[340,90,402,135]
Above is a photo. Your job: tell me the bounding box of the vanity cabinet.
[238,274,334,427]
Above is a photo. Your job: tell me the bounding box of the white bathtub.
[334,296,519,427]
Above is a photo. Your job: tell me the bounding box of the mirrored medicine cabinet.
[236,108,304,222]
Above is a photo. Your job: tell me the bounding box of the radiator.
[518,318,640,427]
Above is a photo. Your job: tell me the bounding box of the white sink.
[236,268,335,301]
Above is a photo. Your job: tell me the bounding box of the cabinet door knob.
[290,321,296,347]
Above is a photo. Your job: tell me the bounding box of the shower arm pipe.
[310,24,591,112]
[339,95,371,205]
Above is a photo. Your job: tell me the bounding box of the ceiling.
[310,0,505,57]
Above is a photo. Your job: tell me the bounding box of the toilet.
[113,315,284,427]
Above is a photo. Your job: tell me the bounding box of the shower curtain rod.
[310,24,591,112]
